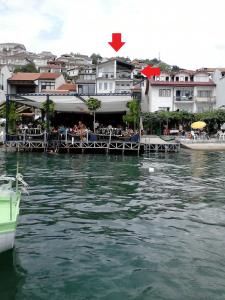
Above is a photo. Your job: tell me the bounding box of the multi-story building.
[76,66,96,94]
[142,70,216,113]
[212,69,225,108]
[96,59,134,94]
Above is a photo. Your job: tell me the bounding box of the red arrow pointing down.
[108,33,125,52]
[141,65,160,78]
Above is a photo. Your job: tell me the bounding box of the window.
[160,76,165,81]
[197,90,212,97]
[109,82,113,90]
[180,76,184,81]
[99,82,102,90]
[185,76,189,81]
[40,81,55,91]
[159,89,171,97]
[104,82,108,90]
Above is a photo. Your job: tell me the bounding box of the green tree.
[86,98,101,132]
[123,99,140,130]
[41,99,55,130]
[90,53,102,65]
[14,63,38,73]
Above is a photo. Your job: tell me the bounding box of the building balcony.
[174,96,194,102]
[97,71,132,79]
[195,96,216,103]
[115,88,132,94]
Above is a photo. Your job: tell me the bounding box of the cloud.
[0,0,225,69]
[38,15,63,40]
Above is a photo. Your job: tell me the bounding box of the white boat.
[0,167,27,253]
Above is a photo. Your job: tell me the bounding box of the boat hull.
[0,231,15,254]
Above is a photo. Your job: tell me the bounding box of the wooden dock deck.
[140,135,180,152]
[3,134,180,154]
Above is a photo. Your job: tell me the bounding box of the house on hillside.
[142,70,216,113]
[96,59,134,94]
[39,64,66,73]
[7,72,65,94]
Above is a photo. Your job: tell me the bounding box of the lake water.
[0,150,225,300]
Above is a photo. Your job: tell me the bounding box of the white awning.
[12,94,131,113]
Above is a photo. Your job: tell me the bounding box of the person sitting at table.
[78,121,86,140]
[163,126,170,135]
[73,124,78,133]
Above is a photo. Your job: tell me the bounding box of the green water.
[0,151,225,300]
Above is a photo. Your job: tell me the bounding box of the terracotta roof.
[38,73,61,79]
[9,72,61,81]
[150,80,216,87]
[9,72,40,81]
[57,83,76,91]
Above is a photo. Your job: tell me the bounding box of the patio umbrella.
[191,121,206,129]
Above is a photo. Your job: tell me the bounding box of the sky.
[0,0,225,69]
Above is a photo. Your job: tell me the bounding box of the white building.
[39,64,66,73]
[96,59,134,94]
[142,70,216,113]
[0,66,12,104]
[210,69,225,108]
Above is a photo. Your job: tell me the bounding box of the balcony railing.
[97,72,132,79]
[174,96,216,103]
[115,89,132,94]
[195,96,216,103]
[174,96,194,102]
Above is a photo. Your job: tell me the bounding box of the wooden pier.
[140,136,180,153]
[3,132,180,154]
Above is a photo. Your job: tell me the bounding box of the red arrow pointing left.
[108,33,125,52]
[141,65,160,78]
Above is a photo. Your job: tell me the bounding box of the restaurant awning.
[11,94,132,113]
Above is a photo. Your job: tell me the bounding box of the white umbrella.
[0,118,6,124]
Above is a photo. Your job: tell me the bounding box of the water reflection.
[0,249,25,300]
[189,150,207,178]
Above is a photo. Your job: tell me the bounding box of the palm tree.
[86,98,101,132]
